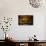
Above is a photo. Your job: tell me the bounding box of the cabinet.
[0,41,46,46]
[16,43,28,46]
[38,43,46,46]
[28,42,46,46]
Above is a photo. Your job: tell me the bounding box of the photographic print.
[18,15,33,25]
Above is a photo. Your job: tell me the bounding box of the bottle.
[29,37,32,41]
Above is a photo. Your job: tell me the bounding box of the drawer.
[38,43,46,46]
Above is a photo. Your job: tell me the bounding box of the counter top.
[6,39,46,43]
[13,40,46,43]
[5,38,46,43]
[0,40,5,42]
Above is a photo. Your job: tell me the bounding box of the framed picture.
[18,15,33,25]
